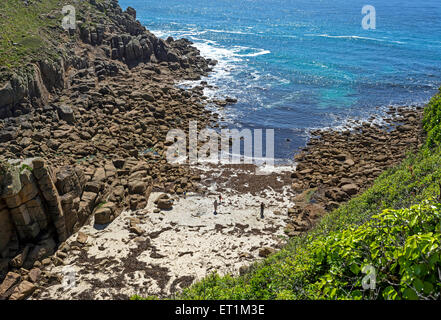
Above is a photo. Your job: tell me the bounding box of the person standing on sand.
[260,202,265,219]
[214,199,218,215]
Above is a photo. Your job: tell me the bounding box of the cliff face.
[0,0,221,299]
[0,0,214,119]
[0,158,83,257]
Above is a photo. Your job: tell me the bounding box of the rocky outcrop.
[0,159,80,245]
[0,65,50,119]
[0,158,99,291]
[0,0,214,118]
[0,200,13,254]
[284,106,425,236]
[0,0,217,300]
[77,0,214,69]
[0,156,137,299]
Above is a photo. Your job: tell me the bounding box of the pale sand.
[37,165,295,299]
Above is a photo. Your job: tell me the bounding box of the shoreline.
[31,103,425,299]
[0,0,430,301]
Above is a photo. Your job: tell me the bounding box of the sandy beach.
[34,163,295,299]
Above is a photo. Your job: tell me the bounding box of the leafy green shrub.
[134,76,441,302]
[177,201,441,300]
[310,200,441,299]
[172,91,441,301]
[424,88,441,148]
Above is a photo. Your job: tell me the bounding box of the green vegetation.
[177,201,441,300]
[424,89,441,149]
[0,0,63,70]
[0,0,108,74]
[96,201,107,209]
[19,163,33,173]
[133,88,441,300]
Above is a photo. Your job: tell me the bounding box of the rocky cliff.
[0,0,222,299]
[0,0,215,118]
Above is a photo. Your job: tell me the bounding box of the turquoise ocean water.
[119,0,441,160]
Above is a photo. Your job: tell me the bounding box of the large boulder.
[128,180,146,195]
[56,105,76,124]
[0,272,21,299]
[155,194,173,210]
[341,183,359,196]
[9,280,36,300]
[94,202,117,225]
[125,6,136,19]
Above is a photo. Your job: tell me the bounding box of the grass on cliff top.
[0,0,63,70]
[133,88,441,300]
[172,147,441,300]
[0,0,108,76]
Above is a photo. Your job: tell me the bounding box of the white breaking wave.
[239,49,271,57]
[305,34,406,45]
[205,28,256,35]
[149,27,279,125]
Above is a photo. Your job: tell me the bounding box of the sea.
[119,0,441,161]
